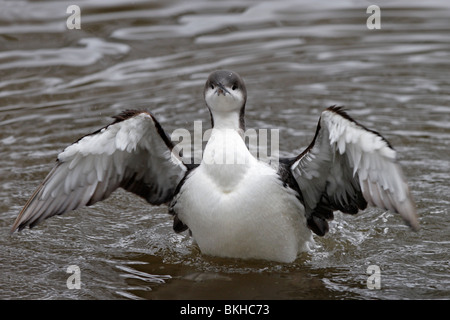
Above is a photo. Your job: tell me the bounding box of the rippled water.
[0,0,449,300]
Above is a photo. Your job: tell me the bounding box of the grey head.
[203,70,247,130]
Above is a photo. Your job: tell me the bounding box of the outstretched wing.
[290,106,419,236]
[11,110,186,232]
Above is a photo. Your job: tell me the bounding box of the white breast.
[201,129,253,191]
[174,129,312,263]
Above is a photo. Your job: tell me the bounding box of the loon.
[11,70,419,263]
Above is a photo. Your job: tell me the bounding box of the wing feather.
[291,106,419,236]
[11,110,186,232]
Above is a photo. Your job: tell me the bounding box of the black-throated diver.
[11,70,419,263]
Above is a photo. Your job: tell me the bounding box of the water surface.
[0,0,449,300]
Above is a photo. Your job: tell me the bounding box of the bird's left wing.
[11,110,186,232]
[290,106,419,236]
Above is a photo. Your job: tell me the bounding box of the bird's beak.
[216,83,230,96]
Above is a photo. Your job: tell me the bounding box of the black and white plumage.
[12,111,186,231]
[288,106,418,236]
[12,70,419,263]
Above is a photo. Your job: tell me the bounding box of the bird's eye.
[210,83,215,90]
[231,84,238,90]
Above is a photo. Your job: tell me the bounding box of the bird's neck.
[210,108,245,133]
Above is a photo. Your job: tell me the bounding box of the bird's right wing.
[11,110,186,232]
